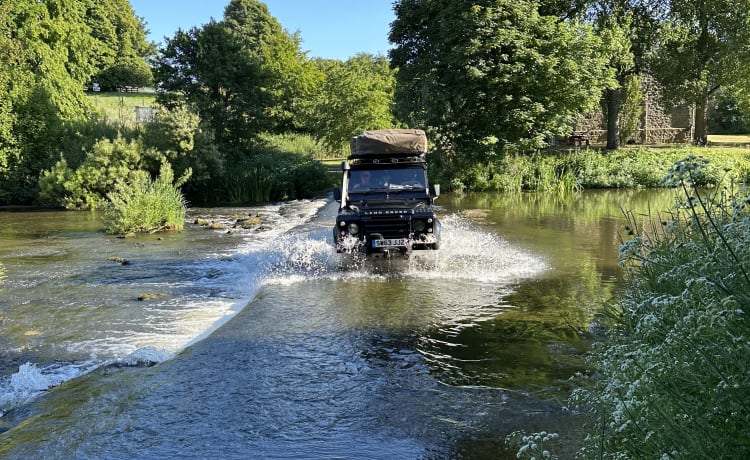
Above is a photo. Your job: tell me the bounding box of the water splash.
[406,213,548,282]
[0,362,92,417]
[259,212,548,284]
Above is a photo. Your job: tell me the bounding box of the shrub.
[39,135,150,209]
[141,105,223,204]
[571,157,750,458]
[100,162,190,235]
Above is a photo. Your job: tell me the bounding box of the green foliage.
[390,0,613,161]
[257,132,330,159]
[0,0,153,205]
[141,104,223,203]
[708,91,750,134]
[304,54,397,150]
[0,0,92,203]
[0,85,68,204]
[100,162,190,235]
[85,0,155,90]
[221,133,336,203]
[155,0,318,149]
[618,74,644,144]
[155,22,263,147]
[96,58,153,91]
[572,157,750,458]
[649,0,750,144]
[443,146,750,193]
[39,135,151,209]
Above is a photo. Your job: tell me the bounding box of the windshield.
[348,168,427,193]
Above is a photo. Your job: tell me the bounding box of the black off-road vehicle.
[333,129,441,258]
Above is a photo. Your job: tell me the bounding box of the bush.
[39,135,151,209]
[100,162,190,235]
[141,105,223,204]
[571,157,750,458]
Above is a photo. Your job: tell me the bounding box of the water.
[0,189,679,458]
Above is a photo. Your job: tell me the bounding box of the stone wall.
[572,74,693,145]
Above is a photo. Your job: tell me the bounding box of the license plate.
[372,238,406,248]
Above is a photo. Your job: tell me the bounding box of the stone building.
[573,75,694,145]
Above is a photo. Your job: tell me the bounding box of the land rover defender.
[333,129,441,257]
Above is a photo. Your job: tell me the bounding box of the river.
[0,189,677,459]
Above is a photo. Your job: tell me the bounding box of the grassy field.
[86,91,158,128]
[707,133,750,146]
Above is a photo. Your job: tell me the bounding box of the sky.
[129,0,397,61]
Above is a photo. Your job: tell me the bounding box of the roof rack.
[348,154,426,165]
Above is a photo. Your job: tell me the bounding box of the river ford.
[0,190,677,458]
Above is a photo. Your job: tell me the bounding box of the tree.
[708,91,750,134]
[389,0,613,163]
[155,0,317,151]
[0,0,154,204]
[649,0,750,145]
[84,0,155,90]
[141,104,223,203]
[155,22,265,148]
[0,0,95,203]
[572,0,660,149]
[305,54,397,150]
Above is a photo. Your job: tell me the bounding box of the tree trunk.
[606,87,621,150]
[693,96,708,145]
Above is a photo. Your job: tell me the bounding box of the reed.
[445,145,750,192]
[100,162,190,235]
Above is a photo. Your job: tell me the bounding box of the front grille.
[364,216,410,239]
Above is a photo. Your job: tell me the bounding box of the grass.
[707,133,750,146]
[86,91,158,128]
[440,144,750,194]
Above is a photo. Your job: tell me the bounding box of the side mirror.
[431,184,440,199]
[333,186,342,202]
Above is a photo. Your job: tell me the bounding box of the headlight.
[348,223,359,235]
[413,220,426,232]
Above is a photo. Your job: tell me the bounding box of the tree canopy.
[85,0,156,90]
[304,54,397,150]
[154,0,318,153]
[0,0,154,203]
[389,0,613,162]
[648,0,750,144]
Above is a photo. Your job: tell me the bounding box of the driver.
[351,171,372,191]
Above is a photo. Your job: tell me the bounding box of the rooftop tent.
[349,129,427,158]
